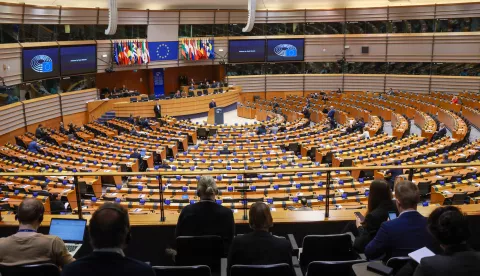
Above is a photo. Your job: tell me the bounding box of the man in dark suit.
[327,106,335,120]
[153,102,161,119]
[302,106,311,121]
[209,99,217,109]
[127,114,135,125]
[441,154,453,164]
[365,180,437,260]
[175,176,235,254]
[385,161,405,190]
[61,203,155,276]
[413,206,480,276]
[227,202,293,275]
[219,146,231,155]
[35,124,45,139]
[432,123,447,141]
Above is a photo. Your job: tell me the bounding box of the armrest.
[288,234,299,257]
[221,258,228,276]
[292,257,303,276]
[346,232,355,244]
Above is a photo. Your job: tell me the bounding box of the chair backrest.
[386,256,411,275]
[451,192,467,205]
[176,236,224,271]
[306,260,366,276]
[152,265,211,276]
[0,263,60,276]
[301,234,358,268]
[231,263,291,276]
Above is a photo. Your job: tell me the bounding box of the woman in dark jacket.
[353,180,394,252]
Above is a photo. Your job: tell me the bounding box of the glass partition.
[59,75,97,93]
[179,24,215,38]
[345,62,388,74]
[0,24,20,44]
[436,18,480,32]
[0,85,20,106]
[431,63,480,76]
[229,23,265,36]
[58,25,96,41]
[265,23,304,35]
[387,62,431,75]
[23,78,61,100]
[21,24,58,42]
[305,62,342,74]
[346,21,387,34]
[264,63,303,75]
[226,63,265,76]
[388,19,435,33]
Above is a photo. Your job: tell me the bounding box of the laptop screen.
[49,219,87,243]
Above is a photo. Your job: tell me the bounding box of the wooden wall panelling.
[305,36,344,62]
[385,75,430,94]
[26,117,61,133]
[96,40,112,73]
[148,11,180,25]
[0,3,23,24]
[60,89,98,115]
[0,103,25,136]
[60,8,98,25]
[213,38,229,65]
[163,65,223,93]
[433,33,480,63]
[0,44,22,86]
[435,3,480,19]
[266,74,303,92]
[345,35,387,62]
[98,9,109,25]
[430,76,480,93]
[305,9,345,22]
[387,34,433,62]
[267,11,306,23]
[0,127,26,146]
[345,7,388,21]
[23,5,60,24]
[96,70,151,95]
[239,92,266,103]
[304,74,343,91]
[344,74,384,92]
[388,5,435,20]
[227,75,265,93]
[229,11,265,24]
[179,11,215,24]
[215,11,229,24]
[117,10,148,25]
[24,95,61,126]
[63,111,88,126]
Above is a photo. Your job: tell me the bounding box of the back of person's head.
[300,197,308,207]
[197,176,217,199]
[394,180,420,210]
[249,202,273,231]
[427,206,470,246]
[443,154,449,160]
[89,203,130,249]
[367,180,393,214]
[16,198,44,226]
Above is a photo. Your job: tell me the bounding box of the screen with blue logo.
[22,47,60,82]
[266,39,304,62]
[49,219,86,242]
[228,40,266,63]
[60,45,97,76]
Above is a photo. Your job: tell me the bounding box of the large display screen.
[22,47,60,82]
[228,40,266,63]
[60,45,97,76]
[266,39,305,62]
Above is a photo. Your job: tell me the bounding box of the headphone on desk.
[93,204,131,245]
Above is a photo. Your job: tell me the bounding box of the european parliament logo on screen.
[31,55,53,73]
[148,41,179,61]
[274,44,297,58]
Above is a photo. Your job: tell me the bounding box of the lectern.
[207,107,224,124]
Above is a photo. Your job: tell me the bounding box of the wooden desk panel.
[113,89,240,117]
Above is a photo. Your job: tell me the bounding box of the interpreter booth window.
[57,25,96,41]
[59,75,96,93]
[346,21,387,34]
[229,23,265,36]
[431,63,480,76]
[0,24,20,44]
[436,18,480,32]
[214,24,229,37]
[96,25,147,40]
[0,85,21,106]
[304,22,345,35]
[304,62,342,74]
[265,23,304,35]
[21,78,61,101]
[20,24,58,42]
[226,63,265,76]
[388,20,435,33]
[264,62,303,75]
[386,62,431,75]
[345,62,388,74]
[179,24,215,38]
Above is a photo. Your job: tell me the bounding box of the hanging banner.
[153,68,165,96]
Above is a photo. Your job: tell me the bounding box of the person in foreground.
[353,180,394,253]
[175,176,235,254]
[364,180,437,260]
[413,206,480,276]
[0,198,74,267]
[61,203,155,276]
[227,202,293,275]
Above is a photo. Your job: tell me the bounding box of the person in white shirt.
[358,127,370,140]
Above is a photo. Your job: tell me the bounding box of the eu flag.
[148,41,178,61]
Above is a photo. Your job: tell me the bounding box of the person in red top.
[451,95,459,104]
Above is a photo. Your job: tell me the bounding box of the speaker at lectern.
[207,107,224,124]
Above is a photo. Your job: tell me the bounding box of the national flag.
[180,39,187,60]
[136,41,142,64]
[123,42,128,64]
[196,39,201,60]
[143,40,150,63]
[113,41,119,65]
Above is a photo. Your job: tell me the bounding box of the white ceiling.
[5,0,479,10]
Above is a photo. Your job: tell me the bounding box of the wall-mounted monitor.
[228,39,266,63]
[266,39,305,62]
[60,45,97,76]
[22,47,60,82]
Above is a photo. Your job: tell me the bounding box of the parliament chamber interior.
[0,0,479,275]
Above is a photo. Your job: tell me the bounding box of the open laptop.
[49,218,87,256]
